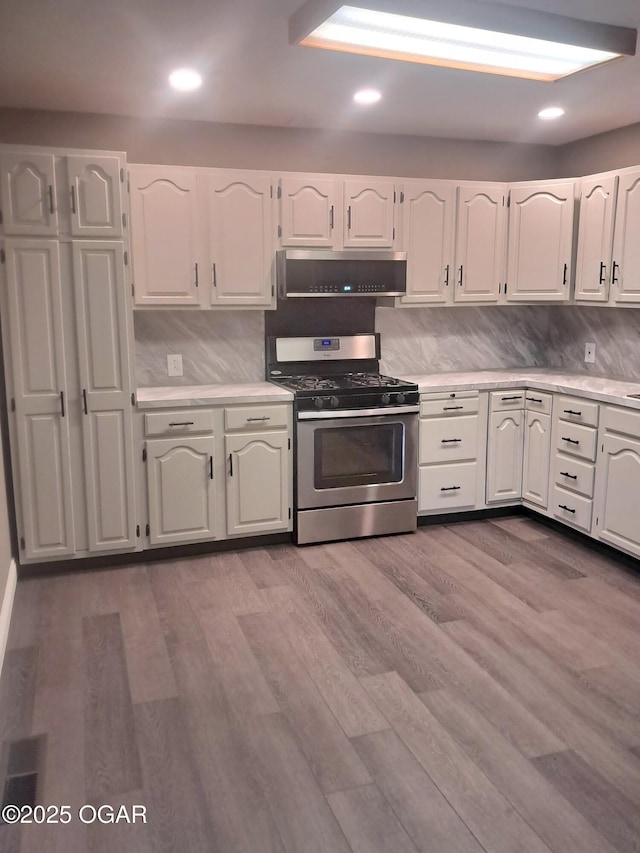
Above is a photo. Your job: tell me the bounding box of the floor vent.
[1,736,44,821]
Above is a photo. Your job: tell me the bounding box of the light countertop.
[136,382,294,410]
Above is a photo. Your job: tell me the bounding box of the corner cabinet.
[521,393,552,508]
[506,181,575,302]
[486,391,525,503]
[610,167,640,304]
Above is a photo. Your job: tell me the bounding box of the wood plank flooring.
[2,515,640,852]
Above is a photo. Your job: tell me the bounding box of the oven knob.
[396,392,406,404]
[314,396,325,409]
[329,396,339,408]
[381,393,391,405]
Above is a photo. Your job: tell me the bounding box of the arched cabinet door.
[67,155,124,238]
[597,433,640,557]
[0,152,58,236]
[225,432,290,535]
[454,183,507,304]
[146,437,216,545]
[574,173,617,303]
[611,168,640,304]
[279,176,340,247]
[343,179,396,247]
[486,409,524,502]
[522,411,551,507]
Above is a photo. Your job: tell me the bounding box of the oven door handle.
[297,405,419,420]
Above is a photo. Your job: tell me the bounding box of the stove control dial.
[381,393,391,405]
[314,396,325,409]
[329,396,340,408]
[396,392,406,404]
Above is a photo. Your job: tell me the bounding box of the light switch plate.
[167,354,183,376]
[584,342,596,364]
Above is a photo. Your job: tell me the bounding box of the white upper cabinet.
[129,165,202,306]
[611,167,640,303]
[454,183,507,303]
[208,171,275,307]
[0,151,58,236]
[574,173,618,303]
[506,181,575,302]
[67,155,124,238]
[400,180,455,305]
[279,176,340,247]
[343,179,396,247]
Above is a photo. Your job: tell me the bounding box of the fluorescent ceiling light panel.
[290,1,636,81]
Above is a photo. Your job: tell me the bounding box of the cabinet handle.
[229,453,233,477]
[247,416,270,422]
[329,205,334,230]
[501,395,522,401]
[195,263,199,288]
[441,438,462,443]
[458,265,463,286]
[212,263,217,288]
[612,261,619,284]
[558,504,576,514]
[70,185,77,215]
[441,486,461,491]
[444,264,449,287]
[527,397,543,403]
[562,262,568,285]
[599,261,606,284]
[443,405,463,410]
[168,421,194,427]
[347,206,352,230]
[82,388,88,415]
[560,471,577,480]
[563,409,582,416]
[60,391,65,417]
[48,185,55,214]
[209,456,214,480]
[562,436,580,445]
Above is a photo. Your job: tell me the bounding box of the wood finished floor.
[2,516,640,852]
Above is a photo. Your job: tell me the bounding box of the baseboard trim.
[0,559,17,678]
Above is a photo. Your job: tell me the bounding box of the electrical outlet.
[584,342,596,364]
[167,354,183,376]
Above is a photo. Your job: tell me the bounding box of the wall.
[558,121,640,177]
[0,107,561,182]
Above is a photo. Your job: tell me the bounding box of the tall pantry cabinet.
[0,146,138,562]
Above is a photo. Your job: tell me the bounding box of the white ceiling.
[1,0,639,146]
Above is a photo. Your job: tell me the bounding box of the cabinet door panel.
[4,240,74,558]
[67,155,123,238]
[597,433,640,557]
[454,183,506,303]
[522,411,550,507]
[147,436,216,545]
[344,179,395,247]
[0,152,58,236]
[400,181,454,304]
[575,174,617,302]
[209,172,274,306]
[129,166,201,305]
[507,182,574,302]
[279,177,339,247]
[612,168,640,303]
[486,410,523,502]
[226,432,289,535]
[73,241,136,552]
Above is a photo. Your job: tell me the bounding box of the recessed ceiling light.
[354,88,382,104]
[290,1,636,81]
[168,68,203,92]
[538,107,565,120]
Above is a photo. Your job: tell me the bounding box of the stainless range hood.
[276,249,407,298]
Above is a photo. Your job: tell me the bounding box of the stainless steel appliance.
[276,250,407,298]
[267,334,418,545]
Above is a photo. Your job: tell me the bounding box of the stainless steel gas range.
[266,333,419,545]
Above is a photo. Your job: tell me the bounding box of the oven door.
[296,410,418,510]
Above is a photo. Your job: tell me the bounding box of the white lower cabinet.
[550,396,598,534]
[225,432,290,535]
[522,397,552,509]
[486,393,524,503]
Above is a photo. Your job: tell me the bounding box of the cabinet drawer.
[551,486,592,533]
[419,462,477,512]
[603,405,640,439]
[490,390,525,411]
[419,415,478,464]
[552,453,595,498]
[420,391,478,417]
[145,410,214,437]
[556,395,599,427]
[556,421,597,461]
[525,391,552,415]
[225,405,289,431]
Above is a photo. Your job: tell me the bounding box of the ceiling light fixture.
[168,68,203,92]
[290,0,636,81]
[538,106,565,120]
[354,87,382,104]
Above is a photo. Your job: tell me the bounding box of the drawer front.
[551,485,592,533]
[556,395,599,427]
[490,390,525,411]
[603,405,640,439]
[419,461,477,512]
[419,415,478,464]
[145,409,214,437]
[552,453,595,498]
[420,391,478,417]
[556,421,597,461]
[524,391,552,415]
[225,404,289,431]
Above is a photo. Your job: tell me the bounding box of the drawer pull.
[441,438,462,444]
[48,185,55,214]
[527,397,543,403]
[168,421,195,427]
[82,388,88,415]
[443,405,464,411]
[247,416,270,422]
[441,486,461,491]
[563,409,582,416]
[60,390,65,418]
[229,453,233,477]
[559,471,577,480]
[501,395,522,401]
[562,436,580,445]
[209,456,214,480]
[70,184,77,214]
[558,504,576,514]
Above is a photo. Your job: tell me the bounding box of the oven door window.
[314,422,403,490]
